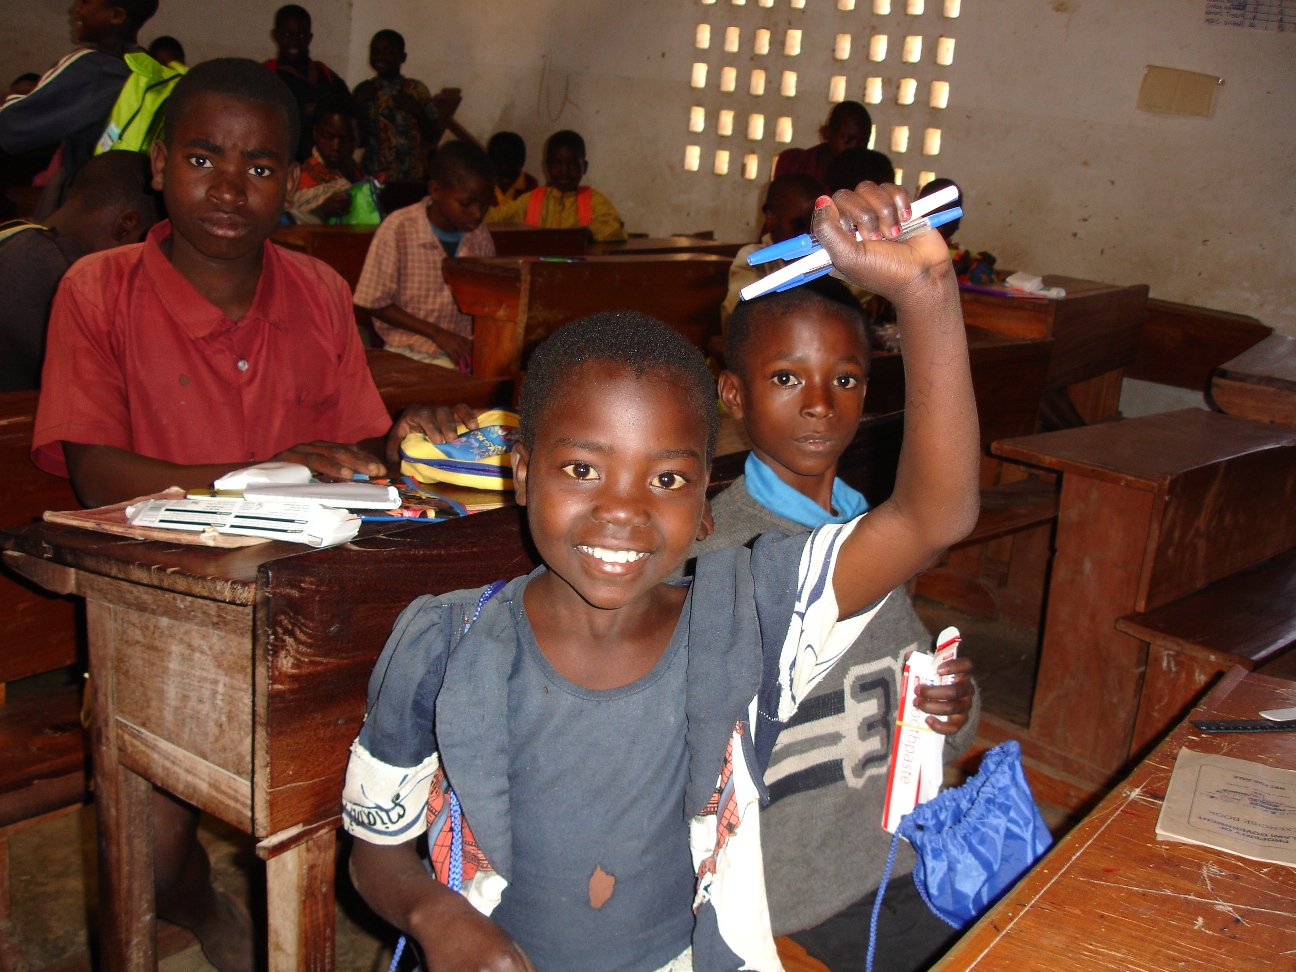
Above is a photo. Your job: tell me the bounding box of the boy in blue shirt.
[343,185,980,971]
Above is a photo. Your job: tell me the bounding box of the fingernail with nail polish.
[815,196,832,209]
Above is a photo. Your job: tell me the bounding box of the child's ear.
[511,444,530,507]
[149,140,167,192]
[112,210,141,244]
[696,500,714,543]
[717,370,745,421]
[284,162,301,208]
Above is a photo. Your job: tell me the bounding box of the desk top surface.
[1216,332,1296,391]
[992,408,1296,489]
[933,668,1296,972]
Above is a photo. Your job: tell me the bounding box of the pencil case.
[399,409,520,490]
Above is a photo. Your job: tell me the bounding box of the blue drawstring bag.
[867,741,1052,972]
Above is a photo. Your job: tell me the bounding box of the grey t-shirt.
[492,585,695,972]
[0,225,85,392]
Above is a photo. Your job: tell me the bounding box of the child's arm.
[367,304,473,371]
[815,185,981,619]
[350,839,536,972]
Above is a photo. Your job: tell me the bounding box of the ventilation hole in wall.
[781,71,798,97]
[944,0,960,15]
[748,113,766,139]
[743,153,760,179]
[897,77,916,104]
[869,35,888,61]
[731,0,745,6]
[754,28,771,54]
[790,0,806,8]
[922,127,941,155]
[868,123,877,148]
[891,125,909,153]
[902,36,922,62]
[864,76,883,103]
[906,0,925,14]
[691,63,708,88]
[918,170,936,190]
[758,0,775,6]
[720,66,737,91]
[718,109,735,136]
[725,27,741,52]
[935,36,955,65]
[929,79,949,108]
[689,106,706,132]
[874,0,892,13]
[684,145,701,171]
[771,154,781,179]
[696,25,711,49]
[784,29,803,56]
[894,166,904,185]
[750,69,767,95]
[839,0,857,10]
[700,0,715,5]
[829,76,847,102]
[775,116,794,143]
[714,149,731,175]
[834,34,852,59]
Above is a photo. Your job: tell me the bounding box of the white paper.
[213,461,312,490]
[126,498,360,547]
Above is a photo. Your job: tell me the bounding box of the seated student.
[289,93,363,223]
[488,131,539,205]
[486,129,627,243]
[825,146,895,195]
[775,100,873,193]
[147,35,186,67]
[720,172,820,329]
[354,29,448,183]
[1,150,157,392]
[33,60,472,971]
[266,4,350,162]
[354,140,496,370]
[697,280,979,972]
[0,0,159,214]
[343,184,981,970]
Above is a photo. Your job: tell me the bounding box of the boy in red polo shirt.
[34,59,470,970]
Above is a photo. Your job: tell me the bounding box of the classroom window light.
[696,25,711,49]
[839,0,856,9]
[725,26,741,52]
[918,170,936,190]
[897,77,917,104]
[929,80,949,108]
[691,63,708,88]
[923,127,941,155]
[750,69,767,95]
[754,28,771,54]
[829,76,847,102]
[891,125,909,152]
[868,123,877,148]
[834,34,852,60]
[869,35,888,61]
[775,116,794,143]
[874,0,892,13]
[864,77,883,103]
[689,106,706,132]
[906,0,925,14]
[684,145,701,171]
[894,166,904,185]
[936,36,955,64]
[714,149,730,175]
[790,0,806,8]
[784,29,803,56]
[771,154,780,180]
[902,36,922,62]
[720,66,737,91]
[944,0,960,14]
[743,153,760,178]
[700,0,715,4]
[748,113,765,139]
[731,0,745,6]
[718,109,735,136]
[759,0,774,6]
[780,71,798,97]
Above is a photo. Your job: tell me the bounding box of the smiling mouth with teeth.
[578,545,649,565]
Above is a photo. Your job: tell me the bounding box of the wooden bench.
[1128,297,1271,392]
[1116,545,1296,757]
[1209,331,1296,429]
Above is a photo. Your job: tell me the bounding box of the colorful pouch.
[399,410,520,490]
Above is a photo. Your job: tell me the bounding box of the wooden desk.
[272,225,375,290]
[486,224,587,257]
[1209,332,1296,429]
[588,236,744,258]
[933,668,1296,972]
[960,277,1147,422]
[364,348,508,412]
[443,254,732,377]
[991,409,1296,783]
[1130,298,1271,392]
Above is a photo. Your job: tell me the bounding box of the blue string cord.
[866,829,903,972]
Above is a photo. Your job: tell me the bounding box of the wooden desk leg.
[87,601,157,972]
[265,827,336,972]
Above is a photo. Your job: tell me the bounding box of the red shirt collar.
[141,220,288,339]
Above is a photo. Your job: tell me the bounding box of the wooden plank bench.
[1116,545,1296,758]
[1209,331,1296,429]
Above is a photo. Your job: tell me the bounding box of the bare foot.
[193,891,254,972]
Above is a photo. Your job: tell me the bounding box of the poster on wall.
[1205,0,1296,30]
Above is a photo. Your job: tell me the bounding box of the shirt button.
[236,359,249,372]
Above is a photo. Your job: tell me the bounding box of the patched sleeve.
[342,595,460,845]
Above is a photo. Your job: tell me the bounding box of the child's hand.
[914,656,974,736]
[811,183,956,304]
[274,441,386,479]
[434,330,474,372]
[415,893,537,972]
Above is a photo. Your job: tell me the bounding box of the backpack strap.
[523,187,547,227]
[0,219,48,245]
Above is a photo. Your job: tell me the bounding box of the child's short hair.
[164,59,301,154]
[544,130,586,160]
[825,147,895,194]
[371,28,405,50]
[64,150,158,221]
[428,140,495,187]
[147,35,185,64]
[118,0,160,31]
[764,173,821,213]
[274,4,311,28]
[487,132,527,170]
[825,100,872,134]
[726,281,870,376]
[521,312,720,462]
[313,92,361,129]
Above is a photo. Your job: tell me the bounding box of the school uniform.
[265,58,351,162]
[32,220,390,477]
[0,220,86,392]
[494,171,539,206]
[486,185,627,243]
